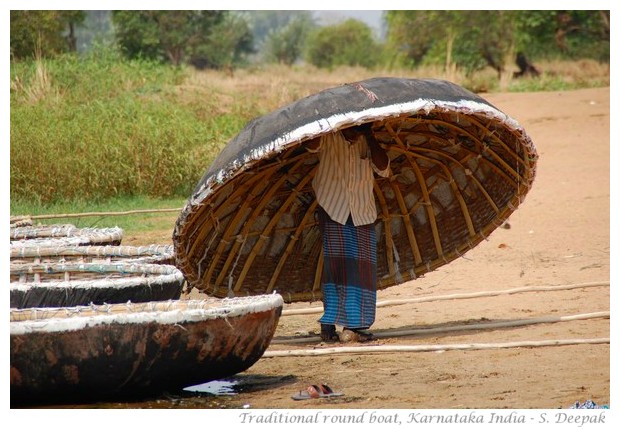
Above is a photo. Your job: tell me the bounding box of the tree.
[111,10,226,66]
[305,19,380,69]
[10,10,85,59]
[191,13,254,71]
[385,10,610,74]
[384,10,437,67]
[515,10,610,61]
[385,11,517,76]
[242,11,312,48]
[263,14,315,65]
[452,11,517,77]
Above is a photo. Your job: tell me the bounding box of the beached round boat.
[10,244,175,266]
[173,77,538,303]
[10,215,32,228]
[10,262,184,308]
[10,294,284,404]
[10,224,124,247]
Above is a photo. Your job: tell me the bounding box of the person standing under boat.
[305,123,390,342]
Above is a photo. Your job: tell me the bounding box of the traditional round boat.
[10,215,32,228]
[10,244,175,266]
[173,77,538,303]
[10,224,124,247]
[10,294,284,404]
[10,262,184,308]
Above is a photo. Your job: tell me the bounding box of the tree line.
[10,10,610,76]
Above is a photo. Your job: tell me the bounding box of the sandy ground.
[218,86,611,410]
[19,87,611,412]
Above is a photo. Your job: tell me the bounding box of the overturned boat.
[10,262,184,308]
[10,244,175,266]
[10,294,284,404]
[10,224,124,247]
[174,77,537,302]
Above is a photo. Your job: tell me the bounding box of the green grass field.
[10,49,610,238]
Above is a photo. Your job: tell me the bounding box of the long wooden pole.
[21,208,183,220]
[281,281,610,316]
[264,337,610,358]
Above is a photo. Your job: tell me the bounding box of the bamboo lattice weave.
[173,78,537,303]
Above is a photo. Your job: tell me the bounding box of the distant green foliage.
[385,10,610,74]
[263,15,316,65]
[11,10,610,74]
[10,10,85,59]
[10,48,250,204]
[514,10,610,62]
[110,10,254,69]
[194,13,254,70]
[9,32,609,207]
[305,19,380,69]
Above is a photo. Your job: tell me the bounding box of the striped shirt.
[310,131,390,226]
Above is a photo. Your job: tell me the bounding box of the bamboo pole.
[273,311,609,345]
[393,117,519,190]
[409,149,476,238]
[185,167,270,261]
[281,281,610,316]
[233,172,314,292]
[390,179,422,265]
[214,159,307,288]
[410,159,443,257]
[379,126,422,267]
[405,145,502,214]
[264,337,610,358]
[467,114,531,174]
[201,173,272,287]
[385,122,444,259]
[373,181,396,277]
[412,116,524,185]
[266,200,318,293]
[25,208,182,220]
[312,247,324,293]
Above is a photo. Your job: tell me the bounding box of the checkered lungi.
[317,207,377,329]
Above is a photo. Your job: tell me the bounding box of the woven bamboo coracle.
[173,78,538,303]
[10,294,283,403]
[10,215,32,228]
[10,262,184,308]
[10,244,175,266]
[10,224,124,247]
[10,294,283,323]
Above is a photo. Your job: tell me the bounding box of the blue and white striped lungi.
[317,207,377,329]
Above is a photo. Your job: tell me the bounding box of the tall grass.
[10,50,610,212]
[11,195,185,229]
[10,48,253,208]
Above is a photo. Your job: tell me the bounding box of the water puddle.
[183,379,239,396]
